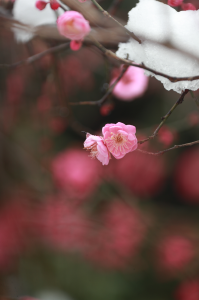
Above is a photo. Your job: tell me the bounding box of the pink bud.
[70,40,82,51]
[35,0,47,10]
[181,3,196,10]
[57,11,91,41]
[167,0,183,7]
[50,0,60,10]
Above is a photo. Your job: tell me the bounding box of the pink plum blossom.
[57,11,91,41]
[102,122,137,159]
[110,66,148,101]
[84,133,111,165]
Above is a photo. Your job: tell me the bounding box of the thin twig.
[138,89,189,144]
[91,38,199,83]
[0,42,70,69]
[69,65,128,106]
[137,140,199,156]
[90,0,141,44]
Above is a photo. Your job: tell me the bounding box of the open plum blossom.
[111,66,148,101]
[57,11,91,51]
[84,133,111,165]
[102,122,137,159]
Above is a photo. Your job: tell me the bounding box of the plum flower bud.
[167,0,183,6]
[84,133,111,165]
[181,3,196,10]
[70,40,82,51]
[57,11,91,41]
[35,0,47,10]
[50,0,60,10]
[102,122,137,159]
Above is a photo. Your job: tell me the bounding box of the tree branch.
[69,65,128,106]
[90,0,141,44]
[137,140,199,156]
[0,42,70,69]
[138,89,189,144]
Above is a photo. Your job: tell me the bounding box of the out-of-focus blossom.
[84,133,111,165]
[6,70,25,104]
[187,112,199,126]
[158,126,176,147]
[87,201,146,269]
[175,280,199,300]
[168,0,183,6]
[51,148,101,200]
[59,54,94,95]
[174,148,199,202]
[102,122,137,159]
[157,235,195,273]
[57,11,90,51]
[110,66,148,101]
[0,201,32,270]
[39,199,90,252]
[49,117,67,134]
[181,3,196,10]
[114,150,165,197]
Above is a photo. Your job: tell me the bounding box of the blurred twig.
[0,42,70,68]
[90,0,141,43]
[69,65,128,106]
[137,140,199,155]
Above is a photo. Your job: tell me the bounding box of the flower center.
[113,133,124,144]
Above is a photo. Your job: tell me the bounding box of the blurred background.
[0,0,199,299]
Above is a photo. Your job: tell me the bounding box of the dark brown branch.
[138,89,189,144]
[69,65,128,106]
[137,140,199,156]
[92,38,199,83]
[0,42,70,69]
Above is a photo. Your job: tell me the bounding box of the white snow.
[13,0,66,43]
[116,0,199,93]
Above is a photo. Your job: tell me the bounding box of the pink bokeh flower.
[84,133,111,165]
[114,149,165,197]
[174,148,199,203]
[38,198,90,252]
[110,66,148,101]
[102,122,137,159]
[168,0,183,7]
[51,148,101,200]
[70,40,82,51]
[158,126,176,147]
[57,11,90,41]
[87,201,146,269]
[157,235,195,273]
[175,280,199,300]
[181,3,196,10]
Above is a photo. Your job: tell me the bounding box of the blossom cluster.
[84,122,138,165]
[35,0,60,10]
